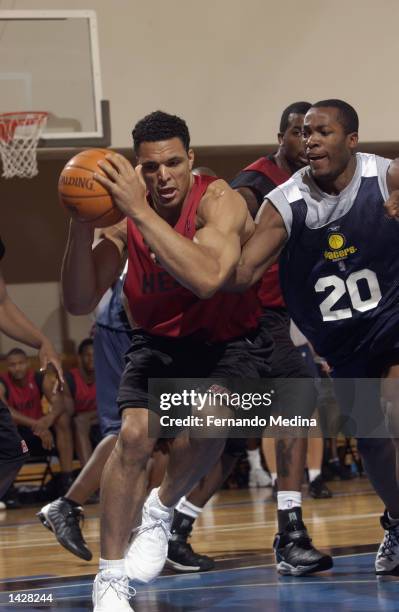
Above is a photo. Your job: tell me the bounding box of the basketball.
[58,148,125,228]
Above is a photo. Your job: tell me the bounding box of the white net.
[0,112,48,179]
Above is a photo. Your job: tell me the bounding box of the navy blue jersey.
[267,153,399,366]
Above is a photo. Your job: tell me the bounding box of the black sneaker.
[325,459,353,481]
[37,497,92,561]
[274,508,333,576]
[0,485,22,509]
[309,475,333,499]
[167,538,215,573]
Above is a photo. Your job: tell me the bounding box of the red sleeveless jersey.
[1,370,42,420]
[243,157,290,309]
[69,368,97,414]
[123,174,261,342]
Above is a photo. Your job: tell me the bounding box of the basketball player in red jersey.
[62,338,98,467]
[0,236,63,501]
[61,111,272,611]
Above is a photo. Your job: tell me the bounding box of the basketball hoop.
[0,112,48,179]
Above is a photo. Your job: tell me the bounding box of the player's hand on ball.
[95,153,148,220]
[384,190,399,219]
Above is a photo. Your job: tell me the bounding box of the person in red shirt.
[63,338,98,467]
[0,236,63,504]
[61,110,272,611]
[0,347,74,494]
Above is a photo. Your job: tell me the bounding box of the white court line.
[0,577,385,600]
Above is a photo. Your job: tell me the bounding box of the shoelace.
[101,578,136,601]
[380,528,399,559]
[133,517,171,540]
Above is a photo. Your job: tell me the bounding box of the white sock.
[308,468,321,482]
[151,487,172,511]
[271,472,277,485]
[99,558,125,577]
[247,448,262,470]
[176,496,203,519]
[277,491,302,511]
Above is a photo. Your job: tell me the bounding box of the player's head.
[78,338,94,375]
[277,101,312,171]
[304,99,359,181]
[6,348,28,381]
[132,111,194,212]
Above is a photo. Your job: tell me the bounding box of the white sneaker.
[249,467,272,488]
[125,487,173,582]
[92,570,136,611]
[375,511,399,575]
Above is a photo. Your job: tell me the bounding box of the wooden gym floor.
[0,478,397,611]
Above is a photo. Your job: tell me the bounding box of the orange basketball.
[58,148,125,228]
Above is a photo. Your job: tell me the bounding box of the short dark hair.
[6,348,27,359]
[132,111,190,153]
[279,101,312,133]
[78,338,93,355]
[312,99,359,134]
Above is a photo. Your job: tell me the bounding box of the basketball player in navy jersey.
[231,98,399,576]
[0,236,63,500]
[61,111,272,611]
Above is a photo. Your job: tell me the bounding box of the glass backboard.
[0,10,110,147]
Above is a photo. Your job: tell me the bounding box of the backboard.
[0,10,110,148]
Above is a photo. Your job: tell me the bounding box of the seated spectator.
[0,348,74,495]
[64,339,98,466]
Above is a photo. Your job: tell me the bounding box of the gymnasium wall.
[1,0,398,353]
[2,0,399,147]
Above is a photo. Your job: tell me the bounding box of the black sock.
[171,510,196,540]
[277,506,303,532]
[62,496,81,508]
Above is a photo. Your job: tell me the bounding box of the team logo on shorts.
[324,232,357,261]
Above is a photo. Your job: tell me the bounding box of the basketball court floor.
[1,479,397,611]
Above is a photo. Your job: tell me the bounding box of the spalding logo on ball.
[58,149,125,228]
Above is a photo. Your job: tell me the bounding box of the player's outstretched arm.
[61,219,126,315]
[227,199,288,291]
[0,269,63,383]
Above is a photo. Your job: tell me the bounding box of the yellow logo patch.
[324,232,357,261]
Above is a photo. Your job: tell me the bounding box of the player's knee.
[119,417,154,464]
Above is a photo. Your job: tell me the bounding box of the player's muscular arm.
[228,200,287,291]
[61,219,125,314]
[138,181,250,298]
[385,159,399,218]
[96,152,251,298]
